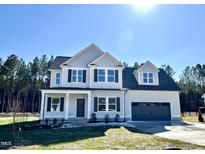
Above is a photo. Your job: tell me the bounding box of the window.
[107,70,115,82]
[143,73,148,83]
[56,73,61,84]
[97,97,118,112]
[143,73,153,84]
[149,73,153,83]
[98,97,106,111]
[72,70,83,82]
[51,98,60,112]
[98,69,105,82]
[108,97,116,111]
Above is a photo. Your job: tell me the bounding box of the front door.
[76,98,85,117]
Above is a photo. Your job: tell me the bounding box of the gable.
[137,61,159,72]
[88,52,123,67]
[62,44,104,67]
[123,67,180,91]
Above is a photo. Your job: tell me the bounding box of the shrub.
[115,114,120,122]
[45,119,49,126]
[53,118,57,125]
[105,114,110,123]
[90,113,97,122]
[198,111,204,122]
[61,119,65,124]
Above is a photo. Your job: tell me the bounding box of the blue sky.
[0,4,205,80]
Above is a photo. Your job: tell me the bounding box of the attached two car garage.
[131,102,171,121]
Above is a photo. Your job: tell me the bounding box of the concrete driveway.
[129,121,205,146]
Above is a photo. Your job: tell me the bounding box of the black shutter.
[60,97,64,112]
[117,97,120,112]
[115,70,119,83]
[83,70,86,83]
[47,97,51,112]
[94,69,97,82]
[94,97,98,112]
[68,69,72,82]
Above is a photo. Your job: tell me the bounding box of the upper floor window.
[98,69,105,82]
[56,73,61,84]
[143,73,153,83]
[72,70,83,82]
[107,70,115,82]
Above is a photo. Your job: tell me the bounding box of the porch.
[40,90,91,121]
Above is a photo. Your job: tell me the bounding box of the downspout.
[123,88,128,122]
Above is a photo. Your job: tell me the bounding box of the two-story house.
[40,44,181,123]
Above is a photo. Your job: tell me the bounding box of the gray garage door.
[132,102,171,121]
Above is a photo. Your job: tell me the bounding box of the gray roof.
[49,56,71,69]
[123,67,180,91]
[49,57,180,91]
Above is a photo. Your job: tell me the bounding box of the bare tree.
[8,96,21,141]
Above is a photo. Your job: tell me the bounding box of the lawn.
[182,112,204,123]
[0,115,205,150]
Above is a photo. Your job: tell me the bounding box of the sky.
[0,4,205,80]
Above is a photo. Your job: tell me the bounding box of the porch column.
[65,93,69,120]
[87,91,91,119]
[40,92,45,120]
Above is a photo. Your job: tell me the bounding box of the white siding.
[68,94,88,118]
[43,93,88,119]
[44,93,66,119]
[61,67,90,88]
[90,67,123,89]
[92,54,120,67]
[125,90,181,120]
[133,63,159,85]
[91,90,124,119]
[65,46,104,67]
[50,70,62,88]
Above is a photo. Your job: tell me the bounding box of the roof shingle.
[122,67,180,91]
[49,56,71,69]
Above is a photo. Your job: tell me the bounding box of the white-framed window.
[107,70,115,82]
[56,73,61,84]
[98,97,106,111]
[98,69,105,82]
[143,72,154,83]
[97,97,117,112]
[108,97,116,111]
[51,98,60,112]
[148,73,153,83]
[72,69,83,82]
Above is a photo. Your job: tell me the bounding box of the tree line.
[0,54,54,113]
[0,55,204,113]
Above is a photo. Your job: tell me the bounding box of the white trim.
[40,92,45,120]
[142,72,154,84]
[137,60,159,72]
[50,97,61,112]
[88,52,122,67]
[60,43,104,67]
[71,69,83,83]
[96,96,118,112]
[96,68,117,83]
[55,72,61,85]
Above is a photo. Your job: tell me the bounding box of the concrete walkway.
[130,121,205,146]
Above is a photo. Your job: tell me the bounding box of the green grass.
[0,115,205,150]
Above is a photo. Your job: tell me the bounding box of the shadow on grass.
[1,121,135,149]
